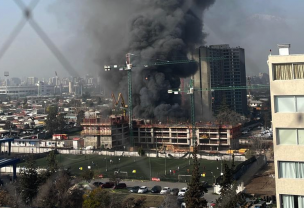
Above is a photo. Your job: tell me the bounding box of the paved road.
[91,178,219,204]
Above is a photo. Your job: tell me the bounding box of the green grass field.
[20,154,240,185]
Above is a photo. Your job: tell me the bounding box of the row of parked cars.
[92,181,188,197]
[129,185,188,196]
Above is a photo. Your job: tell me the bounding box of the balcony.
[81,130,112,136]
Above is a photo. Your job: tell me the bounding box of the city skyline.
[0,0,304,78]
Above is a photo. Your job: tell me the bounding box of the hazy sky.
[1,0,304,79]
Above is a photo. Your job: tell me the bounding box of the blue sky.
[1,0,304,78]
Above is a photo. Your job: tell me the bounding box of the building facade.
[133,121,241,152]
[268,44,304,207]
[194,45,247,117]
[0,85,54,97]
[27,77,38,86]
[81,116,129,149]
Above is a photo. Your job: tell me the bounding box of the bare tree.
[162,195,180,208]
[250,136,266,155]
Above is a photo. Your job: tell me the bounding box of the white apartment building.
[269,44,304,207]
[0,84,54,97]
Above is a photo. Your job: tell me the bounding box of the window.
[275,96,295,112]
[281,194,304,208]
[277,129,297,145]
[273,63,304,80]
[275,96,304,113]
[277,128,304,145]
[279,161,304,179]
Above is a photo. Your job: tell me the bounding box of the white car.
[160,187,171,194]
[138,186,148,194]
[178,187,188,196]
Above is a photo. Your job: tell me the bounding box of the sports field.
[22,154,239,184]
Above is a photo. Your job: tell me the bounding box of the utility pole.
[188,77,196,147]
[168,77,196,150]
[149,155,152,180]
[126,53,134,148]
[104,53,134,149]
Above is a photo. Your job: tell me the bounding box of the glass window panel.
[298,130,304,145]
[277,129,297,145]
[279,162,297,178]
[282,195,295,208]
[297,96,304,112]
[275,96,295,112]
[294,64,304,79]
[274,64,293,80]
[296,162,304,178]
[298,196,304,208]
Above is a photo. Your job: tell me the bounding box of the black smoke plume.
[51,0,215,121]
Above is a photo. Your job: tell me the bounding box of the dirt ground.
[245,161,275,197]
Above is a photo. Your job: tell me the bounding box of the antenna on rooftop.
[4,71,9,94]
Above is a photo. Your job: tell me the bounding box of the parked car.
[178,187,188,197]
[113,183,127,189]
[138,186,148,194]
[92,181,103,187]
[129,186,140,193]
[101,182,114,188]
[160,187,171,194]
[170,188,179,196]
[150,185,162,193]
[177,196,185,205]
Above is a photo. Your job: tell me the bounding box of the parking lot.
[91,178,219,204]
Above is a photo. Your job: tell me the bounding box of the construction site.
[79,45,269,152]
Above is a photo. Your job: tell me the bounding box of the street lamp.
[104,158,108,172]
[164,145,167,175]
[211,171,214,185]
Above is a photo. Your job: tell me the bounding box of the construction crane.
[111,93,128,117]
[104,54,249,149]
[104,53,200,148]
[169,81,270,148]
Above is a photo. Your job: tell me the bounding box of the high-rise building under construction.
[194,44,247,119]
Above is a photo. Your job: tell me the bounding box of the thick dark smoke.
[51,0,215,121]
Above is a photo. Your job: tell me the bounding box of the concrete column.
[8,142,11,156]
[13,164,17,179]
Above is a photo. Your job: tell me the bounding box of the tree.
[0,189,11,207]
[45,106,59,134]
[24,123,30,129]
[3,121,16,131]
[57,113,67,132]
[138,147,145,156]
[184,143,208,208]
[250,136,266,155]
[215,156,243,208]
[216,101,243,126]
[40,150,59,183]
[83,188,121,208]
[23,98,28,105]
[216,108,243,126]
[81,169,94,181]
[34,169,84,208]
[82,91,91,101]
[76,110,85,126]
[47,150,58,174]
[97,97,102,105]
[18,155,40,205]
[122,196,146,208]
[162,195,179,208]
